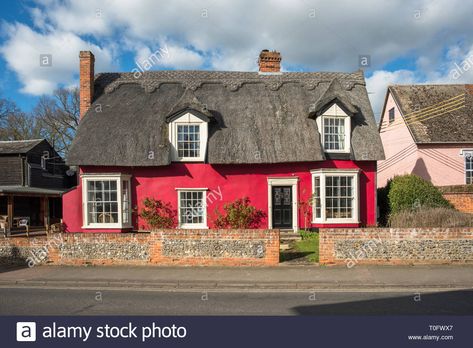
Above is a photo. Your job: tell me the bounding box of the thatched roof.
[388,84,473,143]
[67,70,384,166]
[0,139,44,154]
[309,78,357,118]
[166,88,213,121]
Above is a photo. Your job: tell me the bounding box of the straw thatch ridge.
[67,70,384,166]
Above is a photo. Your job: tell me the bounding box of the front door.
[272,186,292,229]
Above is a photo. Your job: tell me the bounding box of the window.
[464,151,473,184]
[311,169,359,223]
[313,176,321,219]
[177,189,207,228]
[177,124,200,158]
[323,117,345,150]
[169,112,208,162]
[81,174,132,228]
[316,103,351,153]
[41,151,49,170]
[388,107,395,124]
[122,180,131,225]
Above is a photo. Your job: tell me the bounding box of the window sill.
[82,224,128,229]
[323,150,350,154]
[312,219,359,224]
[173,158,205,162]
[179,224,209,229]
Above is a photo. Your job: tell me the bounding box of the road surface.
[1,287,472,315]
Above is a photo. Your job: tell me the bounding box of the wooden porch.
[0,186,64,237]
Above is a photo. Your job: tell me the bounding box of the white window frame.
[316,103,351,153]
[388,107,395,124]
[41,151,49,170]
[461,149,473,184]
[267,177,298,232]
[176,188,208,229]
[81,173,132,229]
[311,169,359,224]
[169,112,208,162]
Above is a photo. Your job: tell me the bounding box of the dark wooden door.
[272,186,292,228]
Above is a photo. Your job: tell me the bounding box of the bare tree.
[0,89,79,155]
[34,87,80,154]
[0,95,43,140]
[0,96,20,128]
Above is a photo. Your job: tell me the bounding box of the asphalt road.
[1,287,472,315]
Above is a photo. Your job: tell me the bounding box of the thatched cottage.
[63,50,384,232]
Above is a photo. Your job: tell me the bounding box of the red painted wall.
[62,161,377,232]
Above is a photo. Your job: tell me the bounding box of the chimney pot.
[79,51,95,119]
[258,49,281,73]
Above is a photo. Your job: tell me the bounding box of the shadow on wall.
[292,290,473,315]
[412,158,431,182]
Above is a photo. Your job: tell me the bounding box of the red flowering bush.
[139,197,177,229]
[213,197,266,229]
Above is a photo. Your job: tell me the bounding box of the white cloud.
[0,23,114,95]
[25,0,473,70]
[366,70,419,117]
[158,44,204,69]
[2,0,473,101]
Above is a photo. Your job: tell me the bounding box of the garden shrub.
[214,197,266,229]
[388,207,473,228]
[387,174,452,214]
[139,197,177,229]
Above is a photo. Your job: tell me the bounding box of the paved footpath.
[0,264,472,291]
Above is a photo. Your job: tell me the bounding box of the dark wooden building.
[0,139,73,235]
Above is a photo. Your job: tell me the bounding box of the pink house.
[378,84,473,187]
[62,50,384,233]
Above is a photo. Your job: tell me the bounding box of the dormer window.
[177,124,200,158]
[316,103,351,153]
[169,112,208,162]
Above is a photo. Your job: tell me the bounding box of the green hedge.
[387,174,452,214]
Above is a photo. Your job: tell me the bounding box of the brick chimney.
[79,51,95,119]
[258,49,281,73]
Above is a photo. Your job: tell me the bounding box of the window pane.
[314,176,321,218]
[122,180,130,224]
[177,124,201,158]
[325,175,354,219]
[86,179,120,225]
[466,153,473,184]
[323,117,345,151]
[179,191,205,225]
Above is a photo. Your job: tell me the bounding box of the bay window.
[311,169,359,223]
[81,174,132,228]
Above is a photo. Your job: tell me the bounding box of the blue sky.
[1,0,472,117]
